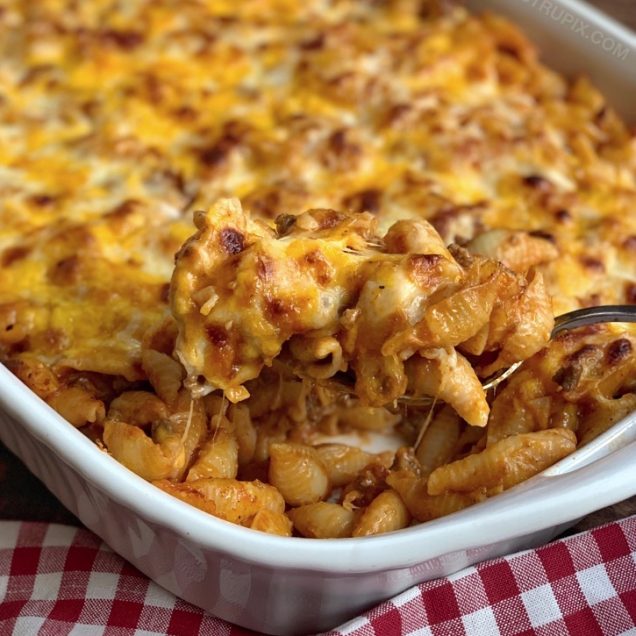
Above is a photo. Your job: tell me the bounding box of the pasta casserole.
[1,0,635,538]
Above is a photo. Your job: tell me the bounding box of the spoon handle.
[552,305,636,337]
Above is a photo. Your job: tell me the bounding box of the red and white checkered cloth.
[1,518,635,636]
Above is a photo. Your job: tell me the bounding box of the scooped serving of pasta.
[1,0,635,538]
[172,199,553,426]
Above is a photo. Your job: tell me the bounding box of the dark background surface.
[0,0,635,533]
[588,1,636,30]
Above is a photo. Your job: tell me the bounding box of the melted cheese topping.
[1,0,635,383]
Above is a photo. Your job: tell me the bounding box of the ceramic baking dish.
[1,2,635,634]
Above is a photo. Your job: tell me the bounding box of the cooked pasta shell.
[108,391,168,426]
[415,405,461,475]
[500,429,576,490]
[407,351,489,428]
[152,394,208,480]
[6,358,59,399]
[480,270,554,377]
[315,443,384,487]
[230,403,257,466]
[249,509,293,537]
[269,442,330,505]
[154,478,285,525]
[428,428,576,495]
[413,265,501,348]
[337,406,400,432]
[384,219,453,257]
[386,471,475,522]
[288,502,356,538]
[187,424,239,481]
[104,420,185,481]
[47,387,105,428]
[141,349,185,405]
[289,335,345,380]
[352,490,410,537]
[486,372,548,445]
[578,394,636,446]
[466,229,558,274]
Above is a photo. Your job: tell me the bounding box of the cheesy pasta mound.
[171,199,552,428]
[1,0,635,537]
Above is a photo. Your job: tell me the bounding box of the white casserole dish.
[1,2,635,634]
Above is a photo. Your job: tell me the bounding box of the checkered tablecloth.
[1,517,635,635]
